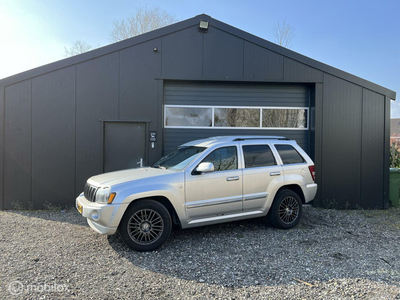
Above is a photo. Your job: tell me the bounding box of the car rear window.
[275,145,305,164]
[242,145,276,168]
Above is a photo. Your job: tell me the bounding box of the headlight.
[95,187,116,204]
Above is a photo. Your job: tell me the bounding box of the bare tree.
[110,7,177,42]
[64,40,93,57]
[273,21,295,48]
[64,7,176,57]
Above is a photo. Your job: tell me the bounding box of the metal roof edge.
[0,14,206,87]
[0,13,396,100]
[206,16,396,99]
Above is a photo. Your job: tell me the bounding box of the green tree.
[390,143,400,168]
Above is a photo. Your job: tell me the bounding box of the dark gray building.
[0,14,395,210]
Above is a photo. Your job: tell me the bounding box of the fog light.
[91,210,99,220]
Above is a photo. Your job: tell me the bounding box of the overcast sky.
[1,0,399,116]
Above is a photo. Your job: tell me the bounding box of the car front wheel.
[119,200,172,252]
[268,189,302,229]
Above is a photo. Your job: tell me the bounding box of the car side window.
[275,145,305,164]
[201,146,238,171]
[242,145,276,168]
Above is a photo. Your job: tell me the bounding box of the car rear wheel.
[268,189,302,229]
[119,200,172,252]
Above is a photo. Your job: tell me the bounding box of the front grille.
[84,183,99,202]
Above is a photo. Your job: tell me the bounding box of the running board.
[188,210,263,225]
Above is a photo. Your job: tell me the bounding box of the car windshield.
[151,146,206,171]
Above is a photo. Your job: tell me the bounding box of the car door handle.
[226,176,239,181]
[270,171,281,176]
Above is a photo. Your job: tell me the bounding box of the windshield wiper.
[152,165,167,170]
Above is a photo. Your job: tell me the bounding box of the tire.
[268,189,302,229]
[119,200,172,252]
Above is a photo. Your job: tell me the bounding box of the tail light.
[308,165,315,181]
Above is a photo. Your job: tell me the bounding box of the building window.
[164,105,308,129]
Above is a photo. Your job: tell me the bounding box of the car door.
[185,146,243,220]
[241,143,284,211]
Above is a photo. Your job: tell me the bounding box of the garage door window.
[214,108,260,127]
[164,105,308,129]
[165,106,212,127]
[262,109,307,128]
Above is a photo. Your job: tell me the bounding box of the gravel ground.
[1,205,400,299]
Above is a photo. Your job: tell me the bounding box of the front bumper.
[87,218,117,235]
[76,194,128,235]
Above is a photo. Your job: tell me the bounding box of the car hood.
[87,167,176,187]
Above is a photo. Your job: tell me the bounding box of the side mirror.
[195,162,215,173]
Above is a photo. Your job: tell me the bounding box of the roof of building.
[0,14,396,99]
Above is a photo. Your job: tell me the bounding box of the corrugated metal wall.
[316,74,387,208]
[4,80,32,208]
[32,68,76,208]
[361,89,385,208]
[1,39,164,209]
[320,74,363,208]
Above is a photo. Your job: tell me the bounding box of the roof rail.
[233,136,288,141]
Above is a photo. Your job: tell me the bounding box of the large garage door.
[163,81,311,154]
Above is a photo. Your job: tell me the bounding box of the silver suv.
[76,136,317,251]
